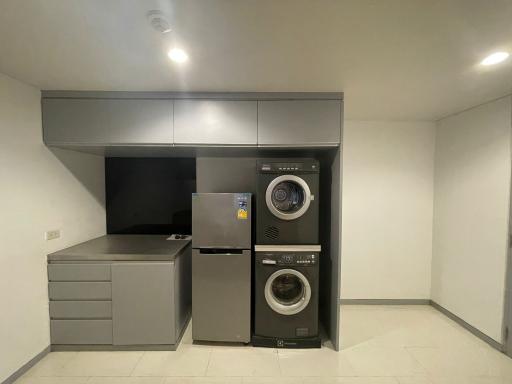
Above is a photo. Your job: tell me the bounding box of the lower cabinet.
[48,250,191,348]
[112,262,175,345]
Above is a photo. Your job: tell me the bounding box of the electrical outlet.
[45,230,60,241]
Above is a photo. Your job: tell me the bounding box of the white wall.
[0,73,106,382]
[431,97,511,343]
[341,121,435,299]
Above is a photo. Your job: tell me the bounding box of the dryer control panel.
[258,159,319,173]
[260,252,318,266]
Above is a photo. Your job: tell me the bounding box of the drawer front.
[50,301,112,319]
[51,320,113,344]
[49,282,112,300]
[48,264,111,281]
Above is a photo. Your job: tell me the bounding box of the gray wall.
[196,157,257,194]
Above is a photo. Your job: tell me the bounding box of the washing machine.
[256,159,319,245]
[253,245,321,348]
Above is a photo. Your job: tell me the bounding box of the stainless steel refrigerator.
[191,193,251,343]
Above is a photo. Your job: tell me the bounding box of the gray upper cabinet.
[257,100,342,146]
[41,93,343,149]
[174,100,257,145]
[42,98,173,145]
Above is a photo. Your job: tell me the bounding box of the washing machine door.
[264,269,311,315]
[265,175,312,220]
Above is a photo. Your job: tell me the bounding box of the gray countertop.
[48,235,191,262]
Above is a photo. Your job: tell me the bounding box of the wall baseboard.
[1,345,50,384]
[340,299,430,305]
[430,300,503,352]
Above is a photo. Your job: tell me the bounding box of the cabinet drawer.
[48,264,111,281]
[50,301,112,319]
[49,282,112,300]
[50,320,113,344]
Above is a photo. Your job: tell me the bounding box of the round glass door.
[265,175,311,220]
[265,269,311,315]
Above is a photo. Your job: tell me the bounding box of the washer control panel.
[260,252,318,266]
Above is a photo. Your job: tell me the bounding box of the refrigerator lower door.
[192,249,251,343]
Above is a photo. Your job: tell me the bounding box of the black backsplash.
[105,158,196,235]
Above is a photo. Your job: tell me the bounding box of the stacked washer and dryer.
[253,159,321,348]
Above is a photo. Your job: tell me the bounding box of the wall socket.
[45,229,61,241]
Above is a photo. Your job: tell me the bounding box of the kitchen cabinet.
[111,262,175,345]
[47,237,192,349]
[257,100,342,146]
[47,260,189,347]
[47,261,189,347]
[42,98,173,145]
[41,93,343,150]
[174,100,257,145]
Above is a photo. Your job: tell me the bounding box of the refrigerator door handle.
[198,248,245,255]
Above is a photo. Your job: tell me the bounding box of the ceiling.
[1,0,511,120]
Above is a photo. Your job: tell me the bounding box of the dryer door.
[265,175,312,220]
[264,269,311,315]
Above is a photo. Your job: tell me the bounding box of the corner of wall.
[0,73,106,382]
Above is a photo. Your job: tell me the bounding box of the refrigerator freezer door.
[192,193,251,249]
[192,248,251,342]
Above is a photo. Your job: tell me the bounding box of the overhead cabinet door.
[174,100,257,145]
[42,98,173,145]
[258,100,341,146]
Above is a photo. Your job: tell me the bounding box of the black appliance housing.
[253,247,320,348]
[256,159,320,245]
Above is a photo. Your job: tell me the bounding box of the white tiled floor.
[16,305,512,384]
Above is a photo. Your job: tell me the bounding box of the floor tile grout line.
[128,351,146,377]
[203,348,213,377]
[275,347,285,378]
[402,345,435,378]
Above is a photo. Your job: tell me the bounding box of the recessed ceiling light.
[168,48,188,63]
[481,51,509,66]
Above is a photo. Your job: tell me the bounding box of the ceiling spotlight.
[168,48,188,63]
[481,51,509,66]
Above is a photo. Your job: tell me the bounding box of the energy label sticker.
[237,208,248,220]
[235,194,249,220]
